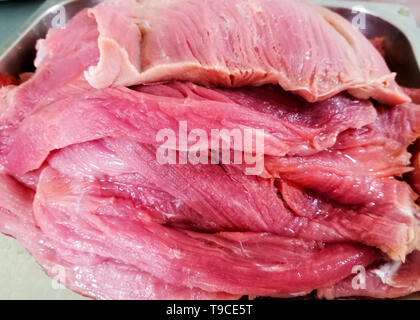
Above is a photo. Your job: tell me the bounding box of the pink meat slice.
[0,10,99,127]
[265,102,420,181]
[333,103,420,156]
[0,10,99,169]
[2,82,376,175]
[318,251,420,299]
[257,103,420,260]
[0,0,418,300]
[84,0,408,105]
[47,139,355,240]
[277,179,419,262]
[139,82,377,155]
[46,138,415,259]
[33,166,379,296]
[268,153,420,262]
[0,174,238,300]
[262,102,420,206]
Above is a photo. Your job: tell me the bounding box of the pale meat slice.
[84,0,408,105]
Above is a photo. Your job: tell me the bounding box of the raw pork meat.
[84,0,408,105]
[0,0,420,300]
[318,251,420,299]
[0,175,238,300]
[45,137,414,254]
[32,167,379,296]
[2,82,376,175]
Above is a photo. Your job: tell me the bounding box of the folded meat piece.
[262,103,420,215]
[0,10,99,127]
[44,138,415,260]
[84,0,408,105]
[262,103,420,260]
[318,251,420,299]
[277,178,419,262]
[0,174,34,224]
[0,0,419,300]
[2,82,376,175]
[0,9,99,171]
[265,102,420,180]
[32,166,379,296]
[0,174,238,300]
[47,139,358,240]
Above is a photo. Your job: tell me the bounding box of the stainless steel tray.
[0,0,419,87]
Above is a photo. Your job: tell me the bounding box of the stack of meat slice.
[0,0,419,299]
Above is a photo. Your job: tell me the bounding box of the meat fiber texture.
[84,0,409,105]
[0,1,419,300]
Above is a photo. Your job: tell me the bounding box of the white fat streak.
[255,263,288,272]
[372,261,404,288]
[399,203,415,217]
